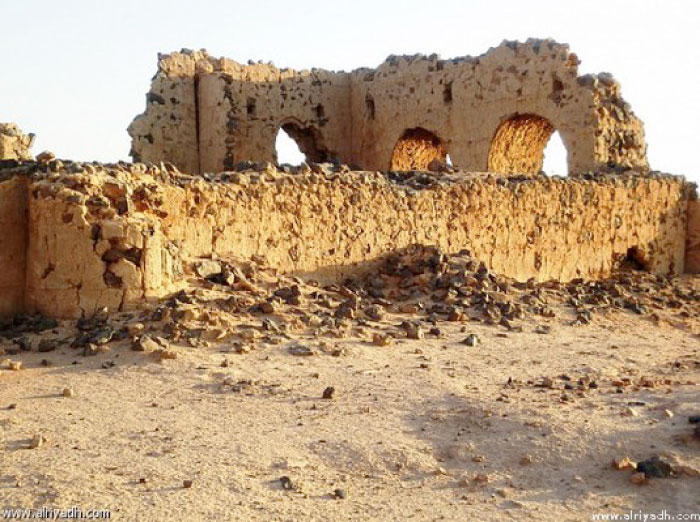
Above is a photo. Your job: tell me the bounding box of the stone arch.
[274,120,333,165]
[487,114,567,175]
[389,127,447,171]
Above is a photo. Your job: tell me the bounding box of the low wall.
[0,163,692,318]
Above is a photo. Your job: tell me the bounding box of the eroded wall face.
[127,51,204,174]
[198,61,352,173]
[1,164,687,318]
[130,40,648,176]
[686,200,700,273]
[0,176,28,316]
[0,124,33,161]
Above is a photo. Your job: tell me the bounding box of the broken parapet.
[0,123,34,161]
[0,160,692,318]
[129,40,648,176]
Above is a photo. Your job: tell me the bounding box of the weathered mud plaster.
[130,40,647,176]
[0,161,691,318]
[685,199,700,273]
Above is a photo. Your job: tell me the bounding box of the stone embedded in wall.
[129,39,649,176]
[0,160,691,319]
[0,123,34,161]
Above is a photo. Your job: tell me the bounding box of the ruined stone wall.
[0,123,34,161]
[0,162,689,318]
[127,51,205,174]
[129,40,648,176]
[0,175,28,316]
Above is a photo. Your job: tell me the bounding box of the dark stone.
[636,456,672,479]
[332,488,347,499]
[37,339,58,352]
[279,476,294,490]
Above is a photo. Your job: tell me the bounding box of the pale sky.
[1,0,698,181]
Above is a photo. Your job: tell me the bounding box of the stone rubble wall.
[0,123,34,161]
[129,40,648,176]
[0,162,691,318]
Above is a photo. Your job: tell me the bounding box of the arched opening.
[275,128,305,165]
[274,121,333,165]
[488,114,567,175]
[389,127,447,171]
[541,131,567,175]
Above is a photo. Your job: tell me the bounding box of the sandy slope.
[1,307,698,521]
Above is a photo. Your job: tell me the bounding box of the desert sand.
[1,253,698,521]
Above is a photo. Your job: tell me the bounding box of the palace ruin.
[1,40,699,318]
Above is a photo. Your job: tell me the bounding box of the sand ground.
[1,307,699,521]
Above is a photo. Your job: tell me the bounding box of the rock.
[636,456,673,479]
[62,388,75,398]
[196,260,222,278]
[401,321,424,340]
[520,455,533,466]
[611,456,636,471]
[36,151,55,164]
[461,334,479,347]
[688,415,700,424]
[534,325,551,334]
[364,305,384,321]
[183,479,193,488]
[322,386,335,399]
[37,339,58,353]
[6,360,22,371]
[134,334,162,352]
[289,344,315,356]
[126,322,146,336]
[279,476,295,490]
[629,472,648,485]
[28,434,46,449]
[332,488,347,499]
[154,349,178,361]
[371,332,392,347]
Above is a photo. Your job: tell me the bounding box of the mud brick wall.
[0,163,690,318]
[130,40,648,176]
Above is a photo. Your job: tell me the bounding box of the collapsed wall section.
[0,162,689,318]
[129,40,648,176]
[0,123,34,161]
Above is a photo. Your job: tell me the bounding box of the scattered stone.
[62,388,75,398]
[6,360,22,371]
[636,456,673,479]
[332,488,347,500]
[688,415,700,424]
[461,334,480,347]
[28,434,46,449]
[37,339,58,353]
[322,386,335,400]
[519,455,533,466]
[401,321,424,340]
[371,332,392,347]
[196,260,222,278]
[183,479,193,489]
[611,456,636,471]
[289,344,315,357]
[279,476,295,490]
[534,325,551,334]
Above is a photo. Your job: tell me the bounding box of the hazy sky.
[1,0,698,181]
